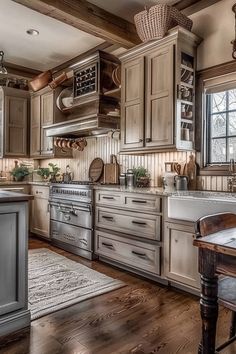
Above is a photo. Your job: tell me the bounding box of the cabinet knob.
[146,138,152,143]
[139,139,143,143]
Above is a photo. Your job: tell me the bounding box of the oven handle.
[49,202,91,214]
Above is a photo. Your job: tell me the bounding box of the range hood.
[44,114,120,138]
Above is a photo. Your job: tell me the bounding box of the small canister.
[126,169,135,188]
[119,173,126,186]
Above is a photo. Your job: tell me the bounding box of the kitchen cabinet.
[164,221,200,290]
[30,87,72,158]
[95,189,164,281]
[0,198,31,337]
[30,185,50,239]
[120,27,201,153]
[0,87,29,158]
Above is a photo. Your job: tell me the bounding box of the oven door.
[51,221,92,251]
[50,199,92,229]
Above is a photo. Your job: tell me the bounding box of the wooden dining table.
[193,229,236,353]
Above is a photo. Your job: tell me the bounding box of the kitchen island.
[0,191,33,340]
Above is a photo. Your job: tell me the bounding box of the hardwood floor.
[0,237,235,354]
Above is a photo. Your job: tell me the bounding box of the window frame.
[196,61,236,176]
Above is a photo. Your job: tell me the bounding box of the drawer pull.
[101,242,114,249]
[102,215,114,221]
[132,250,147,258]
[102,196,115,200]
[132,200,147,204]
[132,220,147,226]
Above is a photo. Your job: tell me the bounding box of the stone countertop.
[93,185,170,196]
[0,190,33,202]
[0,181,50,187]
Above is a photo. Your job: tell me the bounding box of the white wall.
[191,0,235,70]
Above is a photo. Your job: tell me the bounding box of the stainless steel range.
[49,182,95,260]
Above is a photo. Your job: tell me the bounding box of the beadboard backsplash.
[0,137,229,191]
[39,136,229,191]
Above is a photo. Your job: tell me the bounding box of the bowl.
[62,96,73,108]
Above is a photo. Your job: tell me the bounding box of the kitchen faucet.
[227,159,236,192]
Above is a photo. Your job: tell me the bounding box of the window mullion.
[226,91,229,162]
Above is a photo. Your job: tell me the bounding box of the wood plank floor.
[1,237,236,354]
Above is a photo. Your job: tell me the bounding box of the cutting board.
[103,155,119,184]
[89,158,104,182]
[184,154,197,190]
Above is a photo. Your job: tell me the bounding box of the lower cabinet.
[95,229,161,275]
[95,190,163,279]
[0,201,30,337]
[30,186,50,239]
[164,222,200,290]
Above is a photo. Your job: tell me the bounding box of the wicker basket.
[134,4,193,42]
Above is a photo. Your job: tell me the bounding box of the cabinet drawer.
[95,230,160,275]
[96,191,122,207]
[96,207,161,241]
[125,195,160,212]
[96,190,161,213]
[31,185,49,199]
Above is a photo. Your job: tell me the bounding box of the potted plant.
[36,167,50,181]
[48,163,60,182]
[11,164,30,182]
[36,163,60,182]
[132,166,150,188]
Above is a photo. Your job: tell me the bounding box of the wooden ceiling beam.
[176,0,223,16]
[5,62,41,78]
[12,0,140,48]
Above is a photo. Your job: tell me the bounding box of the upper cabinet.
[30,87,72,159]
[120,27,201,153]
[0,87,29,158]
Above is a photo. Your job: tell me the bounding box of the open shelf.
[180,81,194,89]
[104,87,121,99]
[180,99,193,106]
[181,118,193,124]
[181,64,194,72]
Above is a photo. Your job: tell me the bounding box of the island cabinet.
[119,27,201,153]
[95,189,166,283]
[30,185,50,239]
[30,86,72,159]
[164,221,200,292]
[0,87,29,158]
[0,193,32,338]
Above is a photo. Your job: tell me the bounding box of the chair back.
[195,212,236,238]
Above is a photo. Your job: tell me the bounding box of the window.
[207,89,236,164]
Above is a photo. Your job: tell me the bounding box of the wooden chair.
[195,212,236,353]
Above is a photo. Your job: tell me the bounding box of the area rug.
[28,248,124,320]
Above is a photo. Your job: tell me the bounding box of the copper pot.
[29,70,52,92]
[49,72,68,89]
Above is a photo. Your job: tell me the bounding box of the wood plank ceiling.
[13,0,222,48]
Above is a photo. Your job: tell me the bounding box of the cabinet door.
[30,95,41,157]
[145,45,174,148]
[41,91,54,156]
[121,57,145,150]
[0,203,27,316]
[31,197,50,238]
[164,222,200,289]
[5,95,28,156]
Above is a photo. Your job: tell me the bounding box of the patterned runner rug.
[28,248,124,320]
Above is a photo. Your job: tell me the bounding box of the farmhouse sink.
[168,192,236,222]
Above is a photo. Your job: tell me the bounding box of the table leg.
[198,274,218,354]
